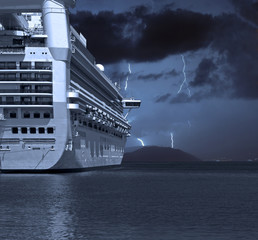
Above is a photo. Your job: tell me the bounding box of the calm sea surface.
[1,162,258,240]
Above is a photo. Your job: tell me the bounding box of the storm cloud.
[137,69,179,81]
[71,3,258,100]
[70,6,214,63]
[190,58,218,87]
[231,0,258,26]
[156,93,171,103]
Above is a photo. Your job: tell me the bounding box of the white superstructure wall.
[42,0,71,61]
[0,0,75,12]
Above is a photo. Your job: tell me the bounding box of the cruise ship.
[0,0,140,172]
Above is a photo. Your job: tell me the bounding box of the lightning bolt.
[137,138,145,147]
[170,133,174,148]
[128,63,132,74]
[125,63,131,91]
[125,76,128,91]
[177,55,191,97]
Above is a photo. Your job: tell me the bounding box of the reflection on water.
[45,175,76,240]
[1,165,258,240]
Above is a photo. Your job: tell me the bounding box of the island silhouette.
[123,146,202,163]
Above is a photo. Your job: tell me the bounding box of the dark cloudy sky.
[71,0,258,160]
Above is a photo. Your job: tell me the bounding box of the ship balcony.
[0,103,53,108]
[0,96,53,107]
[67,103,80,110]
[0,48,25,55]
[0,75,52,82]
[0,69,52,73]
[0,90,52,95]
[0,101,52,105]
[0,81,52,84]
[30,34,48,39]
[67,91,79,99]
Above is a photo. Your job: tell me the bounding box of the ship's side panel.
[0,0,131,171]
[0,48,67,170]
[0,0,72,170]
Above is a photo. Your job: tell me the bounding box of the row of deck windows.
[23,112,51,119]
[4,111,52,119]
[0,96,53,105]
[0,73,52,81]
[72,113,125,139]
[80,121,123,139]
[0,85,52,93]
[12,127,54,134]
[0,62,52,70]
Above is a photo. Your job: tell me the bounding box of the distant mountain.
[122,146,202,163]
[125,146,142,153]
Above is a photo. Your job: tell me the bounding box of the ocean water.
[1,163,258,240]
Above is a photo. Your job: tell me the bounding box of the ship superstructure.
[0,0,140,171]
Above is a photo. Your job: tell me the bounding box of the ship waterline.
[0,0,140,171]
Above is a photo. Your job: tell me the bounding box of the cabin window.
[35,73,52,81]
[34,112,40,118]
[20,85,31,93]
[12,127,18,134]
[20,62,31,69]
[13,39,23,46]
[30,128,36,134]
[39,128,45,134]
[35,97,52,105]
[10,112,16,118]
[47,128,54,134]
[44,112,50,118]
[6,62,16,69]
[7,74,16,80]
[21,97,32,105]
[35,85,52,93]
[21,127,27,134]
[6,97,14,104]
[21,73,32,81]
[24,112,30,118]
[0,62,5,69]
[35,62,52,70]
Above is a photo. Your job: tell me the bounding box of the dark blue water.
[1,163,258,240]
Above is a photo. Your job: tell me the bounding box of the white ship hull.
[0,124,125,171]
[0,0,139,172]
